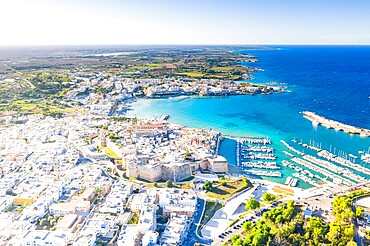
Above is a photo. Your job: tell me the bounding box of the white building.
[116,225,139,246]
[142,230,159,246]
[22,230,69,246]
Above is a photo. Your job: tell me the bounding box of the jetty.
[301,111,370,137]
[285,176,298,186]
[244,170,282,177]
[242,161,280,169]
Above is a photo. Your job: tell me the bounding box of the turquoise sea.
[127,46,370,188]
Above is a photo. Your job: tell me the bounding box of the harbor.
[279,138,370,188]
[235,137,283,178]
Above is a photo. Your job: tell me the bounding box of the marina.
[282,160,321,187]
[317,150,370,176]
[362,153,370,164]
[280,140,365,187]
[236,137,283,178]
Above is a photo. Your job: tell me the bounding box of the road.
[2,62,36,89]
[184,190,213,246]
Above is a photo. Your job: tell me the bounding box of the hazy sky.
[1,0,370,45]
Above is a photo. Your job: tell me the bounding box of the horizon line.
[1,43,370,47]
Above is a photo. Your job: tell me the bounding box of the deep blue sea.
[127,46,370,188]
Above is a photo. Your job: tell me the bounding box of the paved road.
[184,190,213,246]
[354,215,364,246]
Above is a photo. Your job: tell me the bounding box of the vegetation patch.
[200,200,223,226]
[101,146,121,159]
[226,195,358,246]
[205,176,251,200]
[128,212,139,224]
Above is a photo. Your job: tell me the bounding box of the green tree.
[242,221,252,232]
[305,217,328,244]
[153,182,158,187]
[204,181,213,191]
[165,180,173,188]
[252,232,267,246]
[327,223,342,245]
[184,150,191,160]
[346,241,357,246]
[355,206,364,218]
[262,192,276,203]
[245,198,260,211]
[231,234,240,243]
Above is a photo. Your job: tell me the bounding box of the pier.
[301,111,370,137]
[244,170,282,177]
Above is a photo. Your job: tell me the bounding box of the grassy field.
[206,178,251,200]
[200,200,223,227]
[101,146,121,159]
[176,71,205,78]
[0,97,78,117]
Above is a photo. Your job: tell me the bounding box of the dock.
[244,170,282,177]
[301,111,370,137]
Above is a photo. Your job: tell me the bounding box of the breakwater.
[302,111,370,137]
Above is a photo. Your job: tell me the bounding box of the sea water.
[127,46,370,188]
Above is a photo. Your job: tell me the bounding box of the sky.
[1,0,370,45]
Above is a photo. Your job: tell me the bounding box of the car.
[219,235,225,239]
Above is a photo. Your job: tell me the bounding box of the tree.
[275,215,284,224]
[252,232,267,246]
[165,180,173,188]
[204,181,213,191]
[242,221,252,232]
[184,150,191,160]
[355,206,364,218]
[304,217,328,244]
[231,234,240,243]
[245,198,260,211]
[262,192,276,203]
[153,182,158,187]
[346,241,357,246]
[327,223,342,245]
